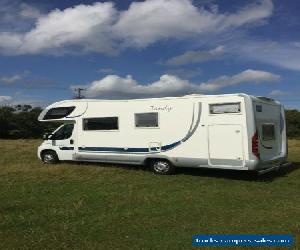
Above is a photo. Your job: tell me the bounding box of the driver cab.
[38,123,76,163]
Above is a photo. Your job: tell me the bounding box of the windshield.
[51,124,74,140]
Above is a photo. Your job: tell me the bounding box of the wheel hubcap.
[153,161,169,173]
[44,154,54,163]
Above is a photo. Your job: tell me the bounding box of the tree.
[0,105,57,139]
[285,109,300,138]
[0,106,15,138]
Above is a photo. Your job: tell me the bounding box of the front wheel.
[150,159,175,175]
[41,151,59,164]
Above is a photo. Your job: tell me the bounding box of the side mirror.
[43,133,50,140]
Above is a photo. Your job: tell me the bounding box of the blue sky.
[0,0,299,108]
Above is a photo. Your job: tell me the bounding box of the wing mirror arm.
[43,133,53,140]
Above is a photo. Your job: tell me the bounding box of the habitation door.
[208,124,244,167]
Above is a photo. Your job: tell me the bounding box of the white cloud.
[165,46,225,66]
[83,74,198,98]
[0,90,52,107]
[113,0,205,48]
[0,95,12,103]
[233,40,300,71]
[19,3,42,19]
[0,0,274,55]
[82,69,280,98]
[0,75,22,84]
[213,0,273,31]
[293,42,300,48]
[269,89,289,97]
[10,99,49,107]
[0,0,43,33]
[114,0,273,48]
[0,71,29,84]
[0,2,118,55]
[198,69,280,91]
[164,68,202,79]
[97,68,115,74]
[20,2,118,55]
[0,1,41,21]
[0,33,23,54]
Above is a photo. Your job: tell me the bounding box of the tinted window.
[83,117,118,130]
[44,107,75,120]
[262,124,275,141]
[256,105,262,112]
[135,112,158,127]
[210,103,241,114]
[51,124,74,140]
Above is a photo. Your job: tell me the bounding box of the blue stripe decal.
[78,141,181,154]
[161,141,181,151]
[79,146,148,153]
[60,147,74,150]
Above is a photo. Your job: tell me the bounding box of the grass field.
[0,139,299,250]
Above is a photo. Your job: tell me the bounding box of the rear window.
[262,124,275,141]
[209,103,241,114]
[256,105,262,112]
[44,107,75,120]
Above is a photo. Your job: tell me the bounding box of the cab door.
[51,123,75,160]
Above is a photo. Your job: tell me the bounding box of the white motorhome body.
[37,94,287,174]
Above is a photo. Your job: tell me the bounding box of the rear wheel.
[150,159,175,175]
[41,151,59,164]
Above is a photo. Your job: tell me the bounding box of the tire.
[150,159,175,175]
[41,150,59,164]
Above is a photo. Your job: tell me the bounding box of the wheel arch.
[40,149,59,159]
[144,156,174,166]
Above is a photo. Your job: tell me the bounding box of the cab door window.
[52,124,74,140]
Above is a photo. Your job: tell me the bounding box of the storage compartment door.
[208,124,244,167]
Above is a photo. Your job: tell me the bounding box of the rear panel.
[253,99,285,162]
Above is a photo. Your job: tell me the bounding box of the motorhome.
[37,93,287,174]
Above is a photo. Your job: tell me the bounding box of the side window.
[262,124,275,141]
[209,103,241,114]
[44,106,75,120]
[83,117,118,130]
[135,112,158,128]
[52,124,74,140]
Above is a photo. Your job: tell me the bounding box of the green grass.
[0,140,300,250]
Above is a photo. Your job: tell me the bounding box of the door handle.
[70,139,74,144]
